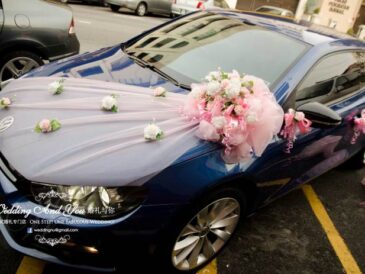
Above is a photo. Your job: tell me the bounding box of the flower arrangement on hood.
[183,69,284,163]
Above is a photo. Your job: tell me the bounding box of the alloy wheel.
[137,4,146,16]
[0,57,40,83]
[172,198,240,271]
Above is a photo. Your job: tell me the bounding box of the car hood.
[0,47,217,187]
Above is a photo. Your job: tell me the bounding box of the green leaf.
[55,86,64,94]
[34,124,42,133]
[156,131,164,140]
[50,120,61,131]
[111,105,118,113]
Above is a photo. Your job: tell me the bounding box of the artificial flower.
[49,79,65,95]
[234,105,245,116]
[246,113,257,124]
[35,119,61,133]
[184,69,284,163]
[0,97,11,108]
[206,81,220,96]
[101,95,118,112]
[211,116,226,129]
[153,87,167,97]
[144,123,163,141]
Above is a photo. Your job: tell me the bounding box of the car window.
[214,0,229,9]
[295,52,365,106]
[125,12,309,88]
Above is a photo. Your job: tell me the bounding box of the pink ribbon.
[351,110,365,144]
[281,109,312,153]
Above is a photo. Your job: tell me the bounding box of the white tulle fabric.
[0,77,199,186]
[0,76,283,186]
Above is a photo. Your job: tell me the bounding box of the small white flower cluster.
[101,95,118,112]
[48,79,65,95]
[144,123,163,141]
[153,87,167,97]
[0,97,11,108]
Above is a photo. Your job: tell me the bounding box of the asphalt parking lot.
[0,3,365,274]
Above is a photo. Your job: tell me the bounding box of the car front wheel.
[135,3,147,16]
[0,51,43,86]
[158,187,245,273]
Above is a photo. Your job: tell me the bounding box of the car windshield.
[124,12,309,88]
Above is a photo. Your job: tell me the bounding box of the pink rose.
[38,119,52,133]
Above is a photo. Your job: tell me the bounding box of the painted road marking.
[197,259,218,274]
[15,256,216,274]
[16,257,45,274]
[302,185,362,274]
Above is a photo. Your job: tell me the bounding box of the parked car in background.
[255,5,294,17]
[171,0,229,17]
[0,0,80,88]
[58,0,106,5]
[106,0,172,16]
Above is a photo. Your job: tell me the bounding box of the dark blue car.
[0,10,365,273]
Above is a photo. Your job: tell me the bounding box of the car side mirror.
[296,102,342,128]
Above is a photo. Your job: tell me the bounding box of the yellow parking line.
[16,256,45,274]
[197,259,218,274]
[302,185,362,274]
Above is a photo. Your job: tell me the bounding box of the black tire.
[0,51,43,83]
[110,4,120,12]
[135,2,147,16]
[155,187,246,273]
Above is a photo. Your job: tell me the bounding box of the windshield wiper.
[126,53,190,90]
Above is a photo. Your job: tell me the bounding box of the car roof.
[214,10,365,48]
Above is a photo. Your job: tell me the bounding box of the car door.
[149,0,172,14]
[247,51,365,204]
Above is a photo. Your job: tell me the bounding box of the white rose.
[48,81,63,94]
[246,113,257,124]
[205,71,220,81]
[294,111,305,121]
[211,116,226,130]
[206,81,220,96]
[1,97,11,107]
[225,83,241,99]
[101,95,118,111]
[144,124,163,141]
[153,87,167,97]
[189,86,205,99]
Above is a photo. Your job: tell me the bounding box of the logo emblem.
[0,116,14,132]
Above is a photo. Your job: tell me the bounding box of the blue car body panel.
[1,10,365,270]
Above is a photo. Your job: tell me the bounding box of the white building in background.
[296,0,363,33]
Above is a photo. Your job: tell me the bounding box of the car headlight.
[30,182,148,219]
